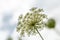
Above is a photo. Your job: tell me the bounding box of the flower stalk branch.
[34,27,44,40]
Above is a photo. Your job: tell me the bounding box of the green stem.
[34,27,44,40]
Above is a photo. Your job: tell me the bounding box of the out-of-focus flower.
[45,18,56,29]
[17,7,47,37]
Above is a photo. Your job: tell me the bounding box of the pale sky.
[0,0,60,40]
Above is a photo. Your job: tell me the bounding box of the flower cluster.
[17,7,47,36]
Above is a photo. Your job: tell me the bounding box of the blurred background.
[0,0,60,40]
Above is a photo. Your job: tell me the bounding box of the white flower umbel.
[17,7,47,40]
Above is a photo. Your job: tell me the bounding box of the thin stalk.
[34,27,44,40]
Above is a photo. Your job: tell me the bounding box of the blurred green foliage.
[7,36,12,40]
[45,18,56,29]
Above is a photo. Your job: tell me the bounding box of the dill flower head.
[17,7,47,36]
